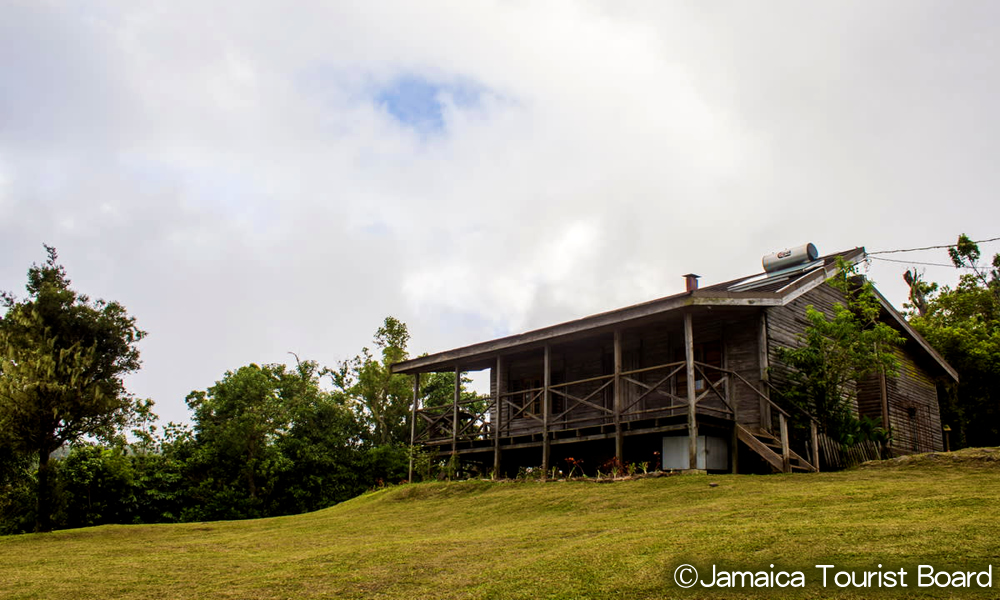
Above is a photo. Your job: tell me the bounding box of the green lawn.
[1,449,998,599]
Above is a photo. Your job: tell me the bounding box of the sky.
[2,1,999,425]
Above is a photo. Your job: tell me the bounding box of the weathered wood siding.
[766,283,843,386]
[856,373,883,423]
[768,282,943,454]
[502,350,548,436]
[552,337,609,430]
[622,321,677,422]
[766,283,859,414]
[885,349,943,454]
[723,316,763,429]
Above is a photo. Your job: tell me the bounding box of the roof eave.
[390,247,874,376]
[391,292,785,374]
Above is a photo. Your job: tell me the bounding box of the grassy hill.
[1,449,998,599]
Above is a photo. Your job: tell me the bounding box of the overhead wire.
[867,256,979,269]
[865,236,1000,273]
[868,236,1000,255]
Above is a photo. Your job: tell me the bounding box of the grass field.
[1,449,998,599]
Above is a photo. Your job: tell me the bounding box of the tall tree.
[275,383,369,513]
[183,363,298,519]
[906,234,1000,447]
[180,357,378,520]
[330,317,413,445]
[0,246,146,531]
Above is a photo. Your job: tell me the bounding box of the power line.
[867,256,976,268]
[868,236,1000,255]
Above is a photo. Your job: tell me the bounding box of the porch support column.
[730,382,739,475]
[452,365,460,457]
[543,344,551,477]
[614,329,623,461]
[494,355,504,477]
[684,312,698,470]
[758,312,772,432]
[408,372,420,482]
[722,324,738,474]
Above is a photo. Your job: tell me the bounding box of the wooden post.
[758,312,772,432]
[452,365,460,461]
[810,420,820,472]
[542,345,551,477]
[722,325,738,474]
[730,384,739,475]
[494,355,504,477]
[684,312,698,470]
[409,372,420,482]
[779,412,791,473]
[614,329,623,462]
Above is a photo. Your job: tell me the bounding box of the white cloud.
[2,1,999,421]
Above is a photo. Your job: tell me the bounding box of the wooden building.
[391,245,958,476]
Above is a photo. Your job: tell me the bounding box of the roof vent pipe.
[683,273,700,292]
[762,243,819,273]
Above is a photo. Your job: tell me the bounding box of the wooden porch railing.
[410,361,822,475]
[414,396,496,444]
[413,359,738,445]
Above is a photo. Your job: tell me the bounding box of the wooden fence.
[817,433,883,469]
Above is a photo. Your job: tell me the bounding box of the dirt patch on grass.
[857,447,1000,469]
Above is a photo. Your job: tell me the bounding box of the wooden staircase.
[736,423,817,473]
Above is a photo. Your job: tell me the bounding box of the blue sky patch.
[375,75,486,133]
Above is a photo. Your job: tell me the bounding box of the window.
[513,376,542,418]
[511,364,565,419]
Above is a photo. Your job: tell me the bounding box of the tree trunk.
[246,469,257,499]
[35,447,52,533]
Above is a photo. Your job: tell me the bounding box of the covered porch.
[396,308,820,477]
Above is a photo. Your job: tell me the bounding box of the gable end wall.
[766,282,944,454]
[765,282,859,412]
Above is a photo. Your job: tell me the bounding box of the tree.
[948,234,1000,306]
[777,259,904,444]
[0,441,35,534]
[421,371,481,409]
[179,357,379,520]
[53,444,139,529]
[0,246,146,531]
[274,388,368,513]
[906,234,1000,447]
[330,317,413,446]
[182,362,300,519]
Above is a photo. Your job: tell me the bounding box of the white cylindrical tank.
[762,243,819,273]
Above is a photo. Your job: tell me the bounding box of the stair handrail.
[724,369,821,473]
[760,380,822,425]
[725,370,791,419]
